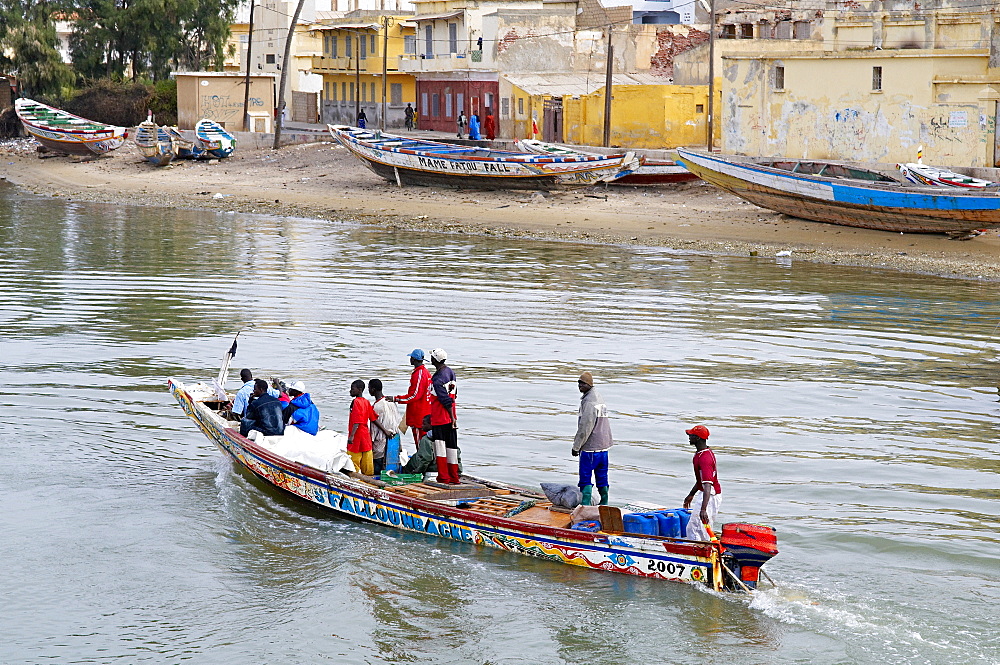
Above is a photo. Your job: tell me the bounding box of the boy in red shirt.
[682,425,722,541]
[347,379,377,475]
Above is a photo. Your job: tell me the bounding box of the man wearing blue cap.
[388,349,432,448]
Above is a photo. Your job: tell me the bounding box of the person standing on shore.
[357,109,368,129]
[404,103,415,131]
[428,348,459,484]
[484,111,496,140]
[389,349,432,448]
[682,425,722,541]
[456,111,467,139]
[572,371,613,506]
[468,114,481,140]
[347,379,377,475]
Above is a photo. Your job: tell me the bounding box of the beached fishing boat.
[14,98,128,157]
[169,372,778,592]
[134,115,176,167]
[195,119,235,158]
[163,126,204,160]
[329,125,639,190]
[896,162,998,189]
[517,139,698,186]
[676,148,1000,235]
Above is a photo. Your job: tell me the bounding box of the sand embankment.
[2,137,999,281]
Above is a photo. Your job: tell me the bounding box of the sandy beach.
[3,136,1000,281]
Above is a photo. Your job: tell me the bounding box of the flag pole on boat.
[213,332,241,400]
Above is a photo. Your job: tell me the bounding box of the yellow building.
[501,73,715,149]
[718,4,1000,167]
[311,11,417,128]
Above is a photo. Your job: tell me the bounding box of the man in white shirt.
[232,368,279,416]
[369,379,401,476]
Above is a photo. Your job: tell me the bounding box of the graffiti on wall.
[200,94,265,122]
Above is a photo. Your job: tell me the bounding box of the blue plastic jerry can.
[385,434,402,472]
[655,511,681,538]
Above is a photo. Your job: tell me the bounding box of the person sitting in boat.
[283,380,320,435]
[348,379,378,475]
[271,377,291,407]
[682,425,722,541]
[240,379,286,438]
[232,368,279,416]
[429,348,460,484]
[573,371,613,506]
[398,426,462,477]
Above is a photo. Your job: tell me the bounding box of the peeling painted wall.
[722,52,1000,166]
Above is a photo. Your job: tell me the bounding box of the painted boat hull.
[163,127,204,160]
[676,149,1000,234]
[331,126,639,190]
[15,98,128,156]
[134,121,176,166]
[515,140,697,185]
[195,120,235,159]
[168,378,725,588]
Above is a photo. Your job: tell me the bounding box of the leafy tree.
[1,20,74,98]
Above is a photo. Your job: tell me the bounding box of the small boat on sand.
[676,148,1000,236]
[896,162,998,189]
[163,126,204,160]
[517,139,698,186]
[329,125,639,190]
[169,367,778,592]
[134,114,176,166]
[15,98,128,157]
[195,119,235,158]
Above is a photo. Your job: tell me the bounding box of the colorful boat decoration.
[14,98,128,157]
[134,114,176,167]
[896,162,998,189]
[329,125,640,190]
[163,126,204,160]
[195,119,236,158]
[676,148,1000,236]
[168,374,778,592]
[517,139,698,186]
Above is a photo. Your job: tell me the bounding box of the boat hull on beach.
[676,148,1000,235]
[15,98,127,157]
[134,120,176,166]
[194,119,235,158]
[329,125,639,190]
[169,377,775,591]
[516,139,698,185]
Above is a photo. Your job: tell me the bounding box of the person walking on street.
[484,111,496,140]
[468,114,481,140]
[404,103,415,131]
[456,111,467,139]
[428,348,459,484]
[357,109,368,129]
[388,349,432,447]
[682,425,722,541]
[572,371,613,505]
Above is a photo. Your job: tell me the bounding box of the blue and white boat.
[676,148,1000,236]
[195,119,236,159]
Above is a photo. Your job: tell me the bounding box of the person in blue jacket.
[468,114,481,140]
[283,380,321,435]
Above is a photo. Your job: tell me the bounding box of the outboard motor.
[720,523,778,591]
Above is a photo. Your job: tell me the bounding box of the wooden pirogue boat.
[675,148,1000,235]
[896,162,998,189]
[516,139,698,186]
[15,98,128,157]
[134,115,176,167]
[169,375,778,591]
[194,119,236,158]
[329,125,640,190]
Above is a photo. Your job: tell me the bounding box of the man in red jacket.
[389,349,432,447]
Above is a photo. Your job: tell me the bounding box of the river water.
[1,181,997,664]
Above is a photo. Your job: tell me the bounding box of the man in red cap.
[682,425,722,541]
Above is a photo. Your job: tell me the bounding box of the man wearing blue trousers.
[572,371,613,505]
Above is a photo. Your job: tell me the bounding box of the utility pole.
[602,25,613,147]
[273,0,307,149]
[381,16,394,131]
[707,0,716,152]
[355,31,361,124]
[243,0,256,132]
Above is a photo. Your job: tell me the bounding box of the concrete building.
[717,0,1000,166]
[174,72,277,130]
[310,11,417,127]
